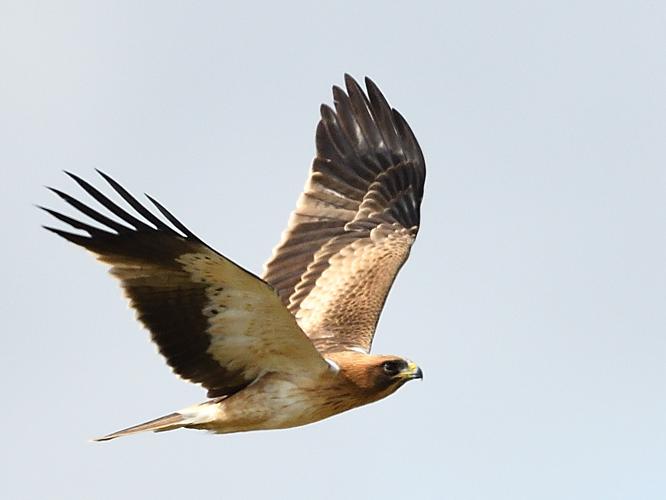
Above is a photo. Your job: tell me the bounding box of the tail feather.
[93,412,186,442]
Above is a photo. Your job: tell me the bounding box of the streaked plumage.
[43,75,426,441]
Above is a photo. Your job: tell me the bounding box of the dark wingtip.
[63,170,82,182]
[364,76,386,105]
[42,225,85,241]
[47,186,68,200]
[95,168,112,181]
[332,85,346,100]
[36,205,56,216]
[144,194,200,241]
[344,74,363,95]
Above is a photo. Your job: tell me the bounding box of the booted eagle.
[43,75,426,441]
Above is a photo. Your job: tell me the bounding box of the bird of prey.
[42,75,426,441]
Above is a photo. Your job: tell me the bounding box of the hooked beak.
[399,361,423,381]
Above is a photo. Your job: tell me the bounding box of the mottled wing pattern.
[42,172,328,398]
[262,75,425,353]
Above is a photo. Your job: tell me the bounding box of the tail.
[93,412,188,442]
[92,401,223,442]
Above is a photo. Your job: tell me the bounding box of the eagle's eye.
[382,360,403,376]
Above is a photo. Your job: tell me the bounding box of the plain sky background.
[1,1,665,499]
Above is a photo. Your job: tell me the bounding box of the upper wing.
[262,75,425,353]
[43,171,329,398]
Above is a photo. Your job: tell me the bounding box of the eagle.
[42,75,426,441]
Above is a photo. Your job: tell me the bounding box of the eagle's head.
[370,355,423,392]
[326,351,423,407]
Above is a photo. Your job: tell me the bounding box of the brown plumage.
[42,75,426,441]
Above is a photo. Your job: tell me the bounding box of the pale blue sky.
[1,1,665,499]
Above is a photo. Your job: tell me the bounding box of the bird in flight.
[42,75,426,441]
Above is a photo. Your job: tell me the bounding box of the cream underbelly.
[183,374,361,434]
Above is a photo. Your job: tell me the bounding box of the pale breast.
[204,369,366,433]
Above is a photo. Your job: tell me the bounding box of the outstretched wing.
[262,75,425,353]
[43,171,328,398]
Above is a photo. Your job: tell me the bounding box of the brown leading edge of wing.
[42,171,329,398]
[262,75,425,354]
